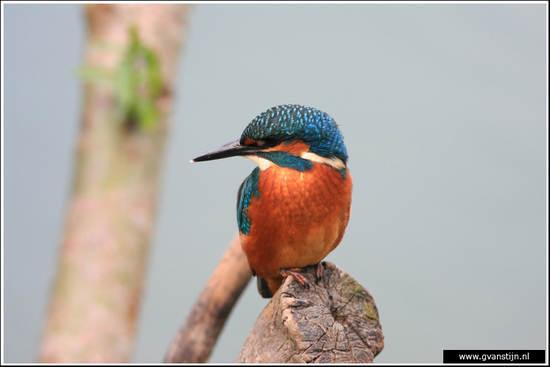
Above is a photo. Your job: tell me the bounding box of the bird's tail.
[256,276,273,298]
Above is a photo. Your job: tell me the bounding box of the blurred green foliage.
[78,26,163,130]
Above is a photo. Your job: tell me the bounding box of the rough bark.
[164,234,253,363]
[38,4,190,363]
[235,262,384,363]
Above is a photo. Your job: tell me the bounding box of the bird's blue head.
[240,104,348,164]
[192,104,348,171]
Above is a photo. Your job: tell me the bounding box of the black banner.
[443,350,546,363]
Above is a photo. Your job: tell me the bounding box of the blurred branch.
[235,262,384,363]
[38,4,191,363]
[164,234,252,363]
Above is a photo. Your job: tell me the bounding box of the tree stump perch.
[235,261,384,363]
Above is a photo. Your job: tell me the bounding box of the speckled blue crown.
[240,104,348,164]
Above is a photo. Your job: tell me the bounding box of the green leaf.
[76,25,164,130]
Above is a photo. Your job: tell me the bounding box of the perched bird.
[192,104,353,298]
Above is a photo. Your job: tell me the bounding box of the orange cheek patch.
[243,138,257,146]
[268,140,310,155]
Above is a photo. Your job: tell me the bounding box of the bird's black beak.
[191,139,265,162]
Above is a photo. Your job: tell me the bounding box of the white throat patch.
[246,155,273,170]
[300,152,346,169]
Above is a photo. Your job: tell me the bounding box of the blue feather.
[237,167,260,235]
[256,151,313,171]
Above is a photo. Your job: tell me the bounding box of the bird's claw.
[315,262,323,282]
[280,267,308,285]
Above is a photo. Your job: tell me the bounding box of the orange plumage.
[240,162,353,296]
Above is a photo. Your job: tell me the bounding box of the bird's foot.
[314,262,323,282]
[280,267,308,286]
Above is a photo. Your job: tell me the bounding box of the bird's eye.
[263,137,280,147]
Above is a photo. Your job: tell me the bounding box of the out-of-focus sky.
[3,3,547,363]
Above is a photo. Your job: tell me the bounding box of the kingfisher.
[192,104,353,298]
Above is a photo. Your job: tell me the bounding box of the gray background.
[3,3,547,363]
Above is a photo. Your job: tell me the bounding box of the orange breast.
[240,164,353,282]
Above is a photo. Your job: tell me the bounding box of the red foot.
[280,267,308,285]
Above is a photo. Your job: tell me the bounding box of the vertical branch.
[38,4,190,363]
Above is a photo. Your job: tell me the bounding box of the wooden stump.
[235,262,384,363]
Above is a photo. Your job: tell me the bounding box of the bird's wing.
[236,167,260,235]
